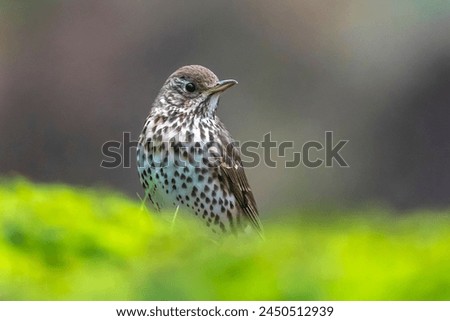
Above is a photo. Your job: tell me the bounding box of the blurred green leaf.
[0,177,449,300]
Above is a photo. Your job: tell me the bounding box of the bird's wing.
[219,142,264,237]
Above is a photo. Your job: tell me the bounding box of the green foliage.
[0,178,449,300]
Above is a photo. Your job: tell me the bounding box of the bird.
[137,65,263,237]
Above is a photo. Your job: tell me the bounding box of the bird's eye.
[185,82,196,92]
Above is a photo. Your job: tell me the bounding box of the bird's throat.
[207,93,221,117]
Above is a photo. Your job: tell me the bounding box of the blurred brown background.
[1,0,449,213]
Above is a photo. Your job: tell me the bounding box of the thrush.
[137,65,263,237]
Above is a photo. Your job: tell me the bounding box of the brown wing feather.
[219,143,264,237]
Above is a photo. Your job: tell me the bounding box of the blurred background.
[1,0,450,213]
[1,0,450,301]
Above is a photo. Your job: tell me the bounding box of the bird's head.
[155,65,237,117]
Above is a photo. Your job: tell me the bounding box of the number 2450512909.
[259,306,333,317]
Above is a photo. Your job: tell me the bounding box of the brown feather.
[219,142,264,238]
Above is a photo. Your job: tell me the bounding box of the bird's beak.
[209,79,238,94]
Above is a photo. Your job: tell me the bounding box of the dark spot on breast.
[227,211,236,234]
[188,153,194,164]
[186,131,194,142]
